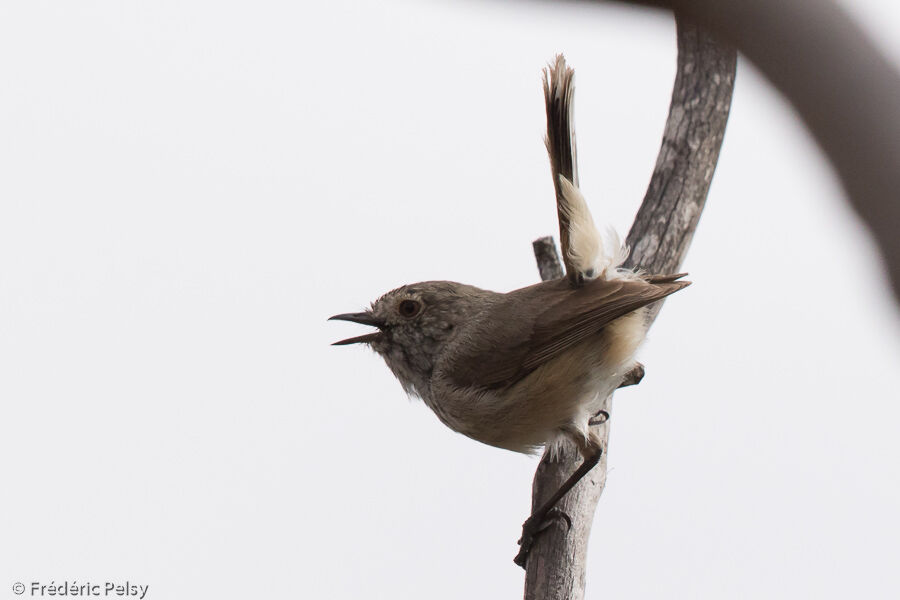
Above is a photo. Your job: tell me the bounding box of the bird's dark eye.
[398,299,421,318]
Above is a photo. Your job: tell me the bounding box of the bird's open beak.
[328,312,385,346]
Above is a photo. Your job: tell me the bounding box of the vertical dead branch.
[524,16,736,599]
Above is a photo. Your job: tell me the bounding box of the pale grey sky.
[1,1,899,598]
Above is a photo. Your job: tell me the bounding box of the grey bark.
[591,0,900,304]
[524,17,736,599]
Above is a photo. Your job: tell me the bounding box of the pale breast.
[428,314,646,454]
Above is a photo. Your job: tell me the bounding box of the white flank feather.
[558,176,629,280]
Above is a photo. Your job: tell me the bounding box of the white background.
[2,1,899,598]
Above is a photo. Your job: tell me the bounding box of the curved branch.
[525,16,736,599]
[605,0,900,303]
[623,13,736,323]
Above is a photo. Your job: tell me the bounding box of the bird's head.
[330,281,491,397]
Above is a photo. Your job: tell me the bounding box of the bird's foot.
[588,410,610,426]
[513,507,572,568]
[618,363,645,388]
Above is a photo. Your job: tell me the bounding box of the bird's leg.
[588,365,641,426]
[588,364,640,424]
[617,362,645,388]
[514,446,604,568]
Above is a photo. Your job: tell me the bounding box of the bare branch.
[524,16,736,599]
[624,14,736,324]
[598,0,900,303]
[532,236,565,281]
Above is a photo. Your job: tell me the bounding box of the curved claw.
[588,410,610,426]
[514,507,573,568]
[544,506,572,531]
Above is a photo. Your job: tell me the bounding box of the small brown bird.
[330,184,688,565]
[330,55,689,567]
[331,270,687,457]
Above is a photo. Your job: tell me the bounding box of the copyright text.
[12,582,148,599]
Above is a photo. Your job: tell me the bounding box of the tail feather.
[544,56,630,285]
[558,176,629,280]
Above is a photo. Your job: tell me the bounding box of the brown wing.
[445,276,689,390]
[520,277,689,374]
[646,272,688,284]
